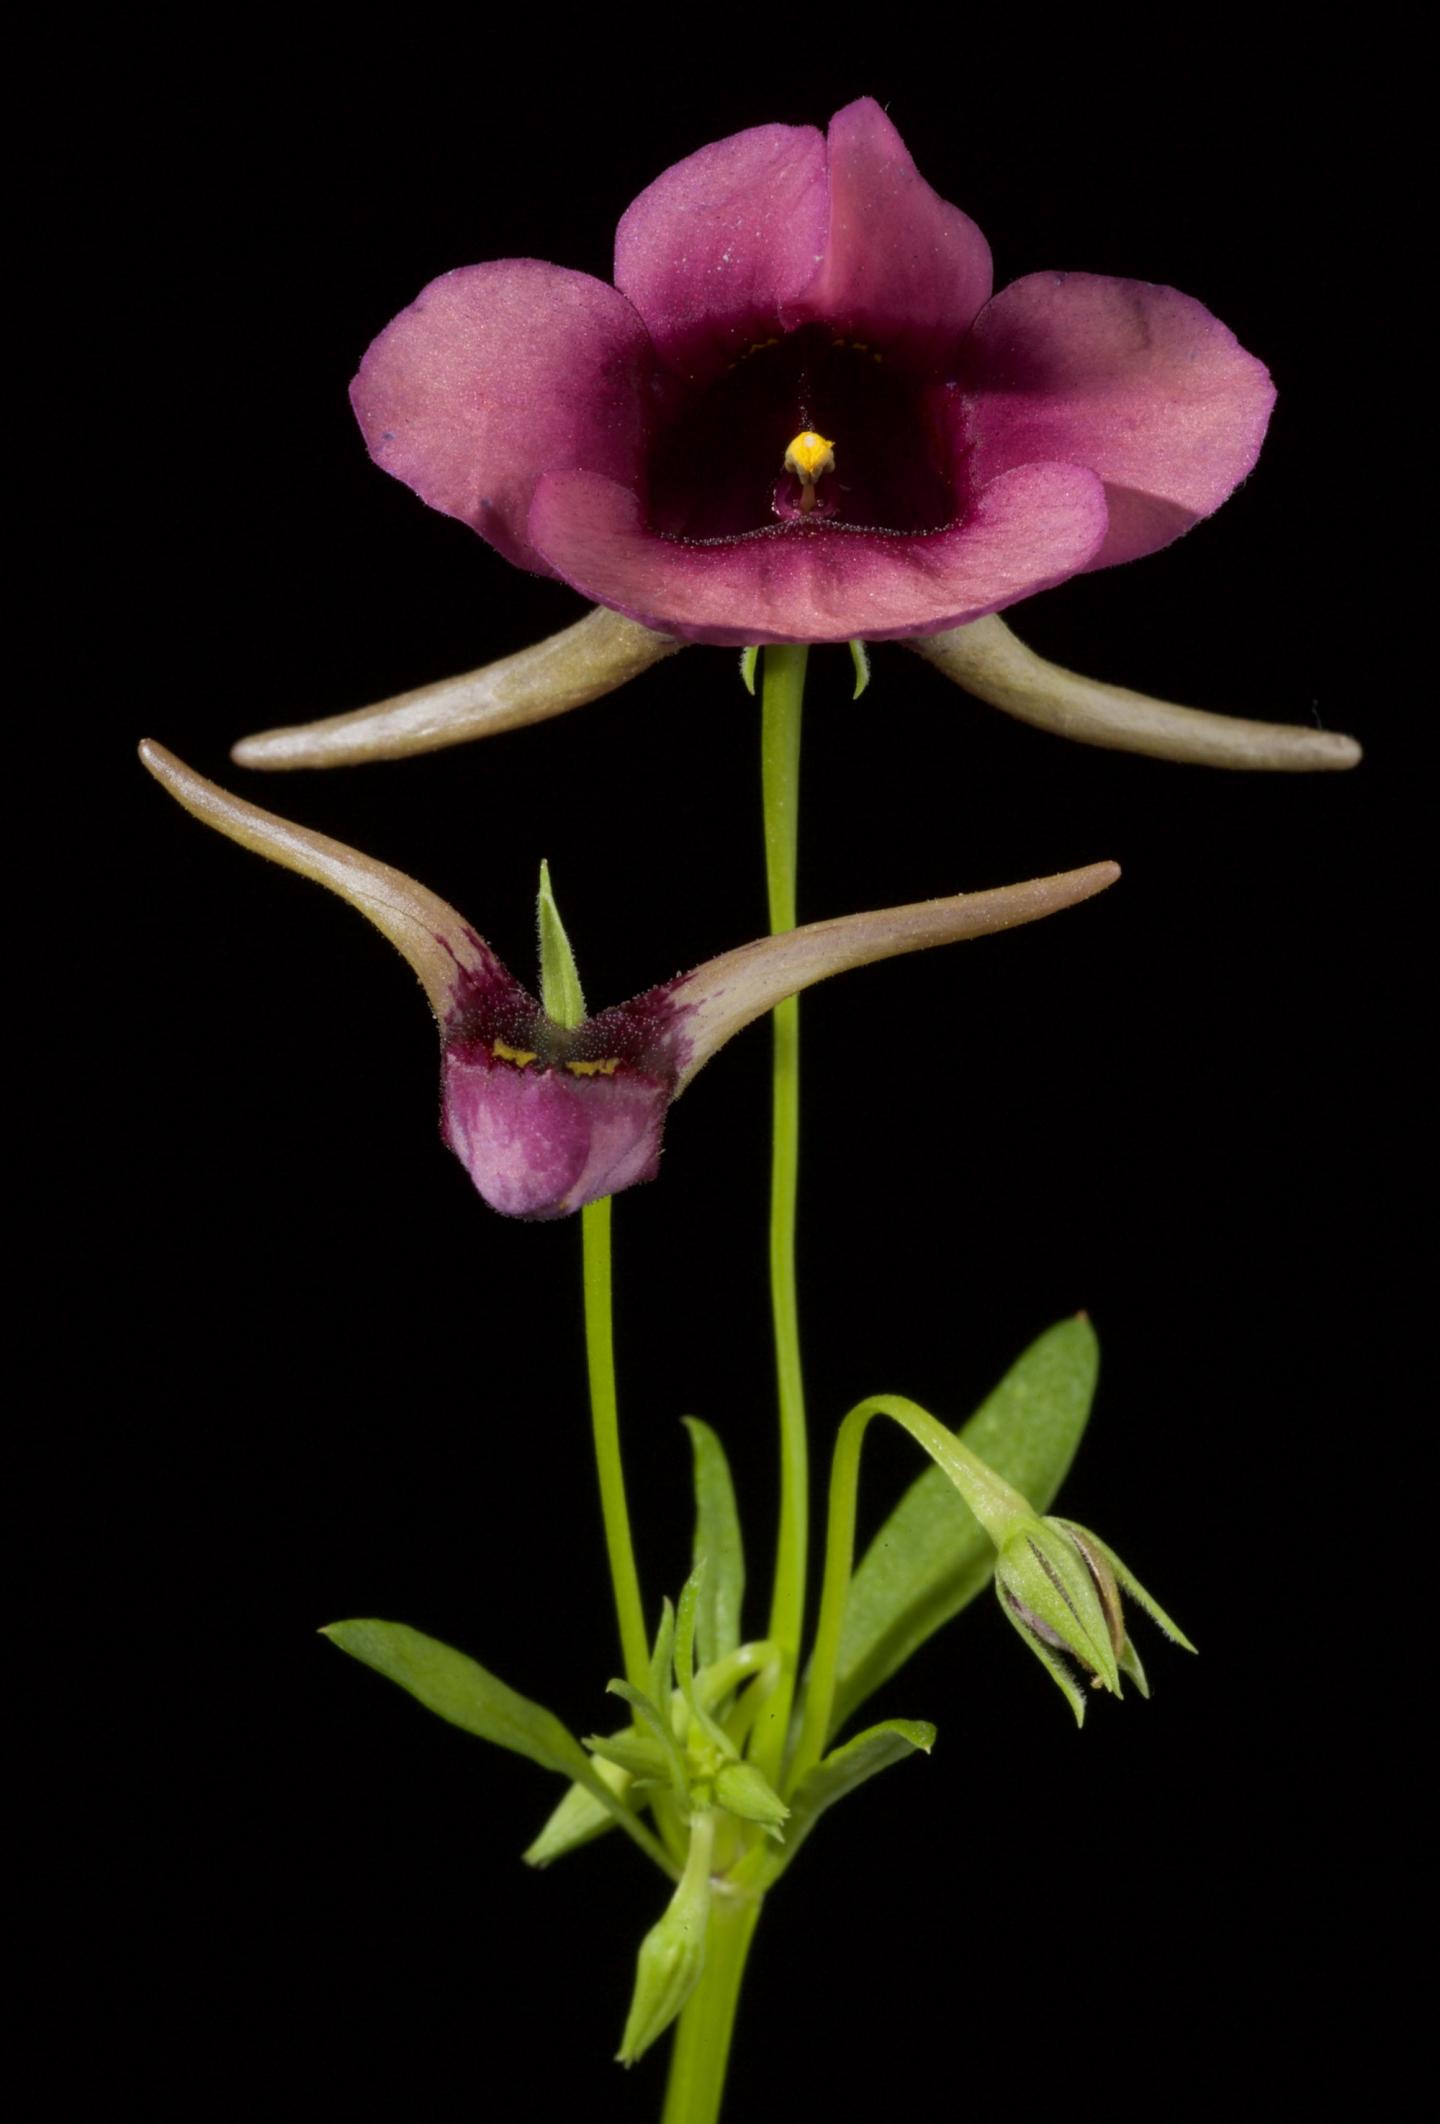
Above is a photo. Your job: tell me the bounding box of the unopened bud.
[616,1812,715,2067]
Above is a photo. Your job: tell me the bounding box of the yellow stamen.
[566,1057,621,1077]
[783,430,835,514]
[492,1039,537,1068]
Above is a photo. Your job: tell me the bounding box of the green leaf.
[524,1758,631,1868]
[826,1316,1099,1738]
[777,1717,935,1870]
[536,859,586,1029]
[848,638,871,699]
[682,1418,745,1669]
[739,645,759,695]
[324,1619,677,1877]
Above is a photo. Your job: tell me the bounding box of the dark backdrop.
[75,27,1393,2118]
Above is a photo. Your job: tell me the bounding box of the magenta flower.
[351,98,1273,649]
[140,742,1116,1220]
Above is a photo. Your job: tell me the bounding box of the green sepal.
[649,1600,677,1726]
[739,645,759,695]
[776,1718,936,1872]
[682,1417,745,1670]
[848,639,871,699]
[674,1564,732,1758]
[997,1520,1122,1699]
[1055,1520,1197,1653]
[536,858,586,1029]
[523,1757,630,1868]
[322,1619,676,1876]
[995,1592,1092,1726]
[826,1316,1098,1738]
[609,1679,689,1804]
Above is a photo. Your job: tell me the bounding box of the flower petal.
[910,615,1362,771]
[963,272,1275,568]
[442,1054,667,1220]
[614,121,829,382]
[137,742,517,1021]
[791,99,992,364]
[659,862,1120,1090]
[230,609,684,771]
[527,464,1109,646]
[351,261,655,574]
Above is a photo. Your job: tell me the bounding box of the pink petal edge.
[527,463,1110,646]
[962,271,1275,569]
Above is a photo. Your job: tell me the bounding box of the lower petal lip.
[528,463,1110,646]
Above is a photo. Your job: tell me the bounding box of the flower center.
[646,326,965,543]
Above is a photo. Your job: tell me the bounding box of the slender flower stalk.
[583,1195,650,1697]
[754,645,809,1790]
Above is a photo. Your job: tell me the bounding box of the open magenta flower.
[351,98,1272,650]
[140,742,1116,1220]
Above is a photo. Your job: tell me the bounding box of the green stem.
[787,1392,1025,1793]
[582,1195,650,1695]
[751,643,809,1788]
[660,1892,763,2124]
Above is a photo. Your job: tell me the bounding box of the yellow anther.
[492,1039,538,1068]
[784,430,835,482]
[566,1057,621,1077]
[783,430,835,515]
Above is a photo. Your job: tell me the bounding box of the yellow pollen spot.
[566,1057,621,1077]
[492,1039,537,1068]
[783,430,835,515]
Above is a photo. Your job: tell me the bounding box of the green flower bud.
[995,1516,1195,1725]
[617,1811,715,2067]
[714,1760,789,1838]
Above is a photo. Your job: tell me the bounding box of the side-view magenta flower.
[349,97,1271,650]
[140,742,1117,1219]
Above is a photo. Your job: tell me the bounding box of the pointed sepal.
[537,859,587,1029]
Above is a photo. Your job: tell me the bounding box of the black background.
[72,24,1398,2118]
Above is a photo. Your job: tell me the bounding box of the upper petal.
[137,742,516,1023]
[527,463,1108,646]
[351,260,655,575]
[962,272,1275,569]
[789,100,992,365]
[614,121,829,382]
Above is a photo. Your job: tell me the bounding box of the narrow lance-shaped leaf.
[772,1719,936,1874]
[682,1418,745,1670]
[825,1316,1099,1739]
[323,1620,676,1877]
